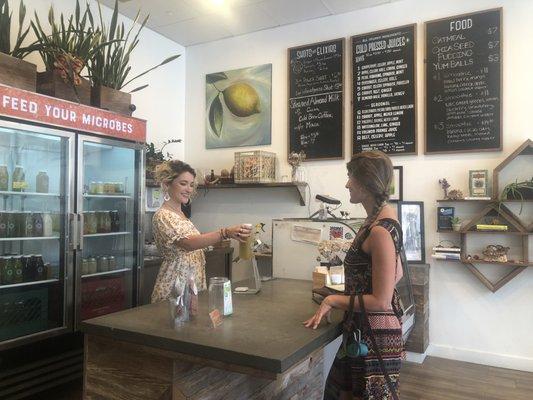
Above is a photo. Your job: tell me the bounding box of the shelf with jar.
[81,268,129,279]
[80,255,124,276]
[0,191,62,198]
[0,211,61,239]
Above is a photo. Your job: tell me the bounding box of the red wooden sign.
[0,84,146,142]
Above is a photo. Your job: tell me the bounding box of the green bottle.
[3,257,15,285]
[13,256,23,284]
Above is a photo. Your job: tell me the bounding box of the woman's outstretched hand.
[226,224,252,243]
[303,297,332,329]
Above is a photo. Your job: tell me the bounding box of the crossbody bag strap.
[358,294,400,400]
[341,294,356,352]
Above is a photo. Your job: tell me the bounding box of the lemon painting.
[206,64,272,149]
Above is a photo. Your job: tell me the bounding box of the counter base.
[83,334,325,399]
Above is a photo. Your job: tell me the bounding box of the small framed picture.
[437,206,454,230]
[398,201,425,264]
[469,169,489,197]
[389,166,403,202]
[146,187,162,211]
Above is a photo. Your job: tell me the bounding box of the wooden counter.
[81,279,342,399]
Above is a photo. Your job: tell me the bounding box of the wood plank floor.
[26,356,533,399]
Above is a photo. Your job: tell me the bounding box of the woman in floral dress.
[151,160,251,303]
[304,151,405,400]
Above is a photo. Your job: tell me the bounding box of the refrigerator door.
[75,135,142,328]
[0,121,74,350]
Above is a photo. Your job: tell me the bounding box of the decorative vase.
[37,70,91,105]
[91,84,135,116]
[0,53,37,91]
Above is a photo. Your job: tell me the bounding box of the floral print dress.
[150,208,206,303]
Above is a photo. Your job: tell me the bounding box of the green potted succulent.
[0,0,36,91]
[450,216,462,232]
[500,177,533,214]
[145,139,182,179]
[30,0,112,104]
[88,0,180,115]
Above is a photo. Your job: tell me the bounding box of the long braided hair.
[347,151,393,241]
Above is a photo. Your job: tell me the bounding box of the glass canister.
[87,257,97,274]
[208,277,233,316]
[36,171,49,193]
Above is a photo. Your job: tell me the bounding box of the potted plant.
[0,0,36,91]
[450,216,462,232]
[88,0,180,115]
[30,1,110,104]
[145,139,182,179]
[500,178,533,214]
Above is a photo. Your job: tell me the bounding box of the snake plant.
[0,0,31,58]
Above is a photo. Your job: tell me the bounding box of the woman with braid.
[304,151,404,400]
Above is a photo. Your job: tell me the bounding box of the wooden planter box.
[91,84,134,116]
[0,53,37,91]
[37,70,91,105]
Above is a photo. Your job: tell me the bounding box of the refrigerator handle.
[78,213,84,251]
[69,213,78,251]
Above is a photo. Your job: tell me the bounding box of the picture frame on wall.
[389,166,403,201]
[398,201,425,264]
[469,169,489,197]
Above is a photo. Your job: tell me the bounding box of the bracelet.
[219,228,228,240]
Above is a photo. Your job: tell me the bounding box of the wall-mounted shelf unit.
[196,182,308,206]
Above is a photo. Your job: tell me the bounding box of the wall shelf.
[196,182,308,206]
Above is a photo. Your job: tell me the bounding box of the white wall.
[9,0,186,158]
[185,0,533,371]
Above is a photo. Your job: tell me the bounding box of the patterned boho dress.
[151,208,207,303]
[324,218,405,400]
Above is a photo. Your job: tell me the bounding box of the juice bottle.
[238,223,254,261]
[12,165,26,192]
[36,171,49,193]
[0,165,8,191]
[13,256,23,284]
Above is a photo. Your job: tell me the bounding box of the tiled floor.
[27,357,533,399]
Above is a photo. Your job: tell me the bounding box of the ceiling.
[99,0,400,47]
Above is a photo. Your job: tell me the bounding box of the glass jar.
[36,171,49,193]
[238,224,254,261]
[87,257,97,274]
[208,277,233,316]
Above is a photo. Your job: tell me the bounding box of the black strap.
[358,294,400,400]
[341,294,356,353]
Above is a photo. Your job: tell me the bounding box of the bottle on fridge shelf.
[107,256,116,271]
[3,257,15,284]
[110,210,120,232]
[0,257,7,284]
[0,164,8,191]
[0,212,7,237]
[34,255,46,281]
[12,165,26,192]
[22,256,35,282]
[13,256,23,284]
[87,257,97,274]
[36,171,49,193]
[81,258,89,275]
[42,213,53,237]
[32,212,43,237]
[23,212,33,237]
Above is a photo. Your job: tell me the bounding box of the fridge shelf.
[0,236,60,241]
[81,268,130,279]
[0,278,59,289]
[0,191,62,197]
[83,194,132,199]
[84,232,131,238]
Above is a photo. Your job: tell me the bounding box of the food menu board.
[352,24,417,155]
[288,38,344,160]
[425,8,502,153]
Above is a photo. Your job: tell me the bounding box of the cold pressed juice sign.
[0,84,146,142]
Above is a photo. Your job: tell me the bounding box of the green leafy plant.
[29,0,113,97]
[450,216,461,224]
[145,139,182,163]
[0,0,31,58]
[89,0,180,93]
[500,178,533,214]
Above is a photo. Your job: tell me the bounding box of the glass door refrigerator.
[75,135,143,329]
[0,120,74,349]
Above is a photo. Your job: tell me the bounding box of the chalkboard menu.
[288,38,344,160]
[426,8,502,154]
[352,24,417,155]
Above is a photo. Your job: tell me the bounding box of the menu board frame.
[425,8,503,154]
[287,38,345,162]
[351,24,418,156]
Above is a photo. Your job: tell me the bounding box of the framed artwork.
[206,64,272,149]
[398,201,425,264]
[469,169,489,197]
[146,187,162,211]
[389,166,403,201]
